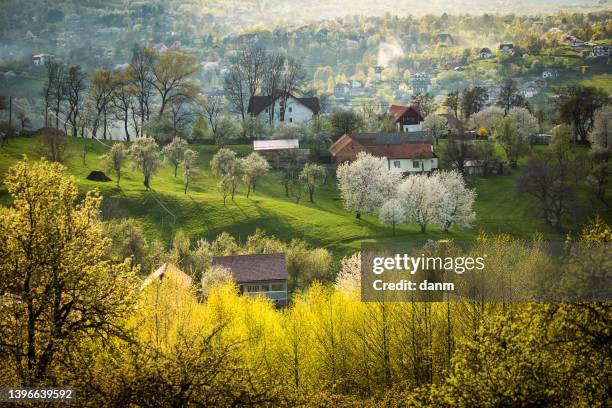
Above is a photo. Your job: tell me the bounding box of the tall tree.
[111,67,136,141]
[330,109,363,140]
[412,93,435,117]
[0,158,137,385]
[461,86,488,119]
[148,49,200,117]
[89,69,117,140]
[445,91,459,118]
[496,78,526,115]
[129,46,155,133]
[64,66,87,137]
[557,85,608,142]
[201,94,223,137]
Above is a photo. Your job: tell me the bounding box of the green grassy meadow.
[0,135,599,260]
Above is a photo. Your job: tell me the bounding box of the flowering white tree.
[337,152,402,219]
[379,198,406,235]
[334,252,361,294]
[470,106,504,134]
[435,170,476,232]
[423,114,449,144]
[241,152,270,197]
[507,107,539,147]
[397,173,446,233]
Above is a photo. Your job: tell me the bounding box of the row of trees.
[100,137,198,192]
[337,153,476,233]
[210,148,328,204]
[42,46,200,142]
[1,158,609,406]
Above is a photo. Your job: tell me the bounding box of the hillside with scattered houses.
[0,3,611,407]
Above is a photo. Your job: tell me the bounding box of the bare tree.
[201,94,223,136]
[47,62,66,129]
[64,66,87,137]
[111,68,135,141]
[278,57,306,122]
[262,53,286,125]
[42,62,60,127]
[129,45,155,133]
[223,64,248,122]
[89,69,117,139]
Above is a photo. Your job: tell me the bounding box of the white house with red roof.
[329,132,437,173]
[388,104,425,133]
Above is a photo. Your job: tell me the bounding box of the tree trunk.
[420,224,427,233]
[356,211,361,219]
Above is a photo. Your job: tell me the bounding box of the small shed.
[253,139,299,151]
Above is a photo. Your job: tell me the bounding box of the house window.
[288,107,292,113]
[413,160,420,169]
[246,285,260,292]
[270,283,284,291]
[393,161,401,169]
[289,118,293,122]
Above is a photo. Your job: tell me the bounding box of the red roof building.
[330,132,438,173]
[388,104,425,132]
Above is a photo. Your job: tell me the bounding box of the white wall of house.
[240,281,288,304]
[388,157,438,173]
[399,122,424,133]
[260,96,315,127]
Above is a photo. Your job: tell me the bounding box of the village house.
[248,90,320,126]
[142,263,193,290]
[212,253,288,306]
[523,84,540,98]
[498,43,514,54]
[591,44,610,58]
[410,72,429,94]
[477,47,493,59]
[32,54,54,66]
[388,104,425,133]
[329,132,438,174]
[542,69,560,79]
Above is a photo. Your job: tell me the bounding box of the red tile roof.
[388,104,424,121]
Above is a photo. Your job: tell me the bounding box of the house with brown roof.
[142,263,193,290]
[212,253,288,305]
[388,104,425,133]
[330,132,438,173]
[248,90,320,127]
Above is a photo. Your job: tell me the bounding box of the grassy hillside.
[0,135,589,259]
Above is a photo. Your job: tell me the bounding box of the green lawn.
[0,135,590,259]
